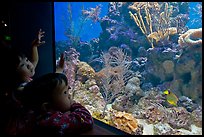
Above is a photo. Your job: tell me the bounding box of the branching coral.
[147,27,177,43]
[95,47,133,117]
[82,4,101,22]
[178,28,202,46]
[129,2,176,48]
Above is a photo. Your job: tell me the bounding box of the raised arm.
[56,53,65,73]
[31,29,45,68]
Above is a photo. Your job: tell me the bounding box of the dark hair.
[20,73,68,110]
[11,49,27,88]
[0,47,23,90]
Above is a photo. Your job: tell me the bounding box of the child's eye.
[20,64,24,67]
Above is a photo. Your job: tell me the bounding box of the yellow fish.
[163,90,178,106]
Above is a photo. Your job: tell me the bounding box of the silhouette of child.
[21,73,93,135]
[1,29,65,135]
[14,29,45,90]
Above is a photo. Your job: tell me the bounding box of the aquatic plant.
[63,3,100,47]
[96,47,133,117]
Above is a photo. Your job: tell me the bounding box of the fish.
[163,90,178,106]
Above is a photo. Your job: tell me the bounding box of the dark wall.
[10,2,54,78]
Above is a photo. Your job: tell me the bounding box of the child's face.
[16,56,35,81]
[52,80,72,112]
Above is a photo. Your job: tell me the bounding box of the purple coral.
[63,48,80,90]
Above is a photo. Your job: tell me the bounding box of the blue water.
[186,2,202,29]
[54,2,109,42]
[54,2,202,42]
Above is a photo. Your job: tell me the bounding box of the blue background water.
[186,2,202,29]
[54,2,202,42]
[54,2,109,42]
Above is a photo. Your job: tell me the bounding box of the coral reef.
[166,107,192,130]
[112,76,144,111]
[55,2,202,135]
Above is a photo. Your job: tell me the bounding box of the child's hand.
[32,29,45,47]
[58,53,65,69]
[56,52,65,73]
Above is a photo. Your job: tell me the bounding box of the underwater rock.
[112,76,144,111]
[166,107,192,130]
[154,122,182,135]
[76,61,96,83]
[191,107,202,128]
[177,124,202,135]
[128,104,145,119]
[162,60,174,74]
[178,96,199,112]
[144,105,167,124]
[137,119,154,135]
[141,82,153,91]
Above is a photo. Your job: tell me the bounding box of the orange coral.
[178,28,202,46]
[113,111,138,134]
[148,27,177,43]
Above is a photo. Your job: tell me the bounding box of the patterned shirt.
[36,103,94,135]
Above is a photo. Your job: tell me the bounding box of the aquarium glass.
[54,2,202,135]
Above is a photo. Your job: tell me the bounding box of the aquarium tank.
[54,2,202,135]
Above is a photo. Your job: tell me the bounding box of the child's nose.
[68,93,71,99]
[28,62,34,68]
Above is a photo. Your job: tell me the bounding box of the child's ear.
[41,102,50,112]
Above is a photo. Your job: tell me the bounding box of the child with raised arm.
[21,73,93,135]
[15,29,45,90]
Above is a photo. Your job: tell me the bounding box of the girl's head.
[21,73,72,112]
[15,53,35,83]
